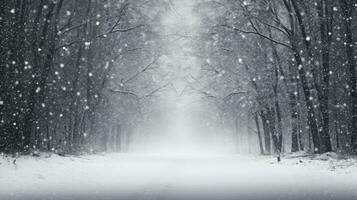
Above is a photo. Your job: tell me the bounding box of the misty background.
[1,0,357,200]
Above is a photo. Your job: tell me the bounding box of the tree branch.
[220,24,292,49]
[140,83,171,99]
[110,89,138,98]
[123,57,159,84]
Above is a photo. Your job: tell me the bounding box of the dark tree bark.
[339,0,357,152]
[317,0,333,152]
[255,113,265,154]
[23,1,57,151]
[282,0,321,153]
[260,112,271,154]
[293,51,321,153]
[291,0,332,152]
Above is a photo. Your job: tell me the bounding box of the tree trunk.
[317,0,333,152]
[261,112,271,154]
[293,50,321,153]
[290,90,300,152]
[339,0,357,152]
[255,113,265,154]
[291,0,332,152]
[22,1,59,151]
[283,0,321,153]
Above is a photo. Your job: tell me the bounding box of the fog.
[1,0,357,199]
[127,0,254,155]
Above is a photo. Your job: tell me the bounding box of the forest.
[1,0,357,200]
[0,0,356,157]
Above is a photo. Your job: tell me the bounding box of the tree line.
[0,0,355,156]
[0,0,166,155]
[195,0,356,154]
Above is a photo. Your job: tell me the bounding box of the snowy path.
[1,153,357,200]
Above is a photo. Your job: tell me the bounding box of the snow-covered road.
[1,153,357,200]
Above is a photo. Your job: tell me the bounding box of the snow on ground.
[1,152,357,200]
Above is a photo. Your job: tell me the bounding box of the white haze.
[2,1,357,200]
[129,0,240,155]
